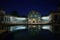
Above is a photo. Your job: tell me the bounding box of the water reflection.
[10,26,27,31]
[10,25,52,31]
[42,25,52,32]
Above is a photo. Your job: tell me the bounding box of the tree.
[10,11,19,17]
[57,4,60,12]
[0,9,5,24]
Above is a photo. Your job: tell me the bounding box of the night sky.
[0,0,60,16]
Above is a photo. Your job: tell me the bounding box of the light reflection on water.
[10,25,51,32]
[10,26,27,31]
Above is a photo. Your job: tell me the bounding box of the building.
[0,4,60,34]
[0,10,52,33]
[52,4,60,33]
[27,10,41,32]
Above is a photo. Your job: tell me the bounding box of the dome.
[28,10,41,18]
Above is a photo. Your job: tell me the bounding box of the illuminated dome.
[28,10,41,18]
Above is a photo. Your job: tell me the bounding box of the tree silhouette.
[10,11,19,17]
[0,9,5,24]
[57,4,60,12]
[58,4,60,8]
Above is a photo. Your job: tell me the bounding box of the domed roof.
[28,10,41,18]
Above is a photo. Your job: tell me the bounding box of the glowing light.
[10,17,26,21]
[42,16,50,21]
[41,14,52,21]
[42,25,51,30]
[15,18,26,20]
[15,26,26,29]
[10,26,26,31]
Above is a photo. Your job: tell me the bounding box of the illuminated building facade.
[0,10,52,33]
[0,5,60,33]
[28,10,41,32]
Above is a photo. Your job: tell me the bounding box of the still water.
[10,25,52,32]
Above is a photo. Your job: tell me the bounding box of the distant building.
[27,10,41,32]
[0,5,60,33]
[52,4,60,33]
[0,10,52,32]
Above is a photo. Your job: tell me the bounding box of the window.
[33,21,35,23]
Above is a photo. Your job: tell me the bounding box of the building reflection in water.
[10,26,27,31]
[0,10,52,33]
[42,25,52,32]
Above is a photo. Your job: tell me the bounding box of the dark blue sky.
[0,0,60,16]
